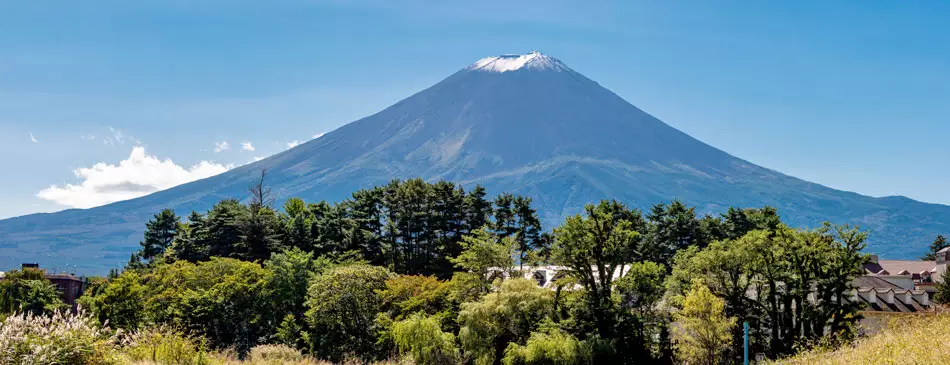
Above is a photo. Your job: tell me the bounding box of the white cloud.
[214,140,230,153]
[36,146,230,209]
[286,140,300,149]
[241,141,255,151]
[81,134,96,141]
[313,132,325,139]
[253,156,265,162]
[30,132,38,143]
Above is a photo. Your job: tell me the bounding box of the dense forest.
[0,176,918,364]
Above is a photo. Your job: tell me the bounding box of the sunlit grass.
[771,312,949,365]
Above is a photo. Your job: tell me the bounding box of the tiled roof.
[853,276,903,290]
[865,260,946,282]
[45,274,82,282]
[856,295,929,313]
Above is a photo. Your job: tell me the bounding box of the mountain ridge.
[2,51,948,273]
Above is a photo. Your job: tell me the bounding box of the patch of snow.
[466,51,570,73]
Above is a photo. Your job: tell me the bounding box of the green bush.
[118,326,212,365]
[246,344,310,363]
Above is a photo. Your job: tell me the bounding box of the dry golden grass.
[771,312,950,365]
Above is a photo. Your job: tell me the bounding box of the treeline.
[133,179,542,278]
[0,178,884,364]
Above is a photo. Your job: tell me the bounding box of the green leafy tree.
[378,275,450,321]
[669,223,868,359]
[666,238,756,361]
[79,270,148,330]
[934,276,950,304]
[392,312,460,365]
[452,228,516,284]
[502,327,591,365]
[305,264,394,362]
[921,234,949,260]
[145,258,271,354]
[672,280,736,365]
[614,261,668,359]
[458,279,553,365]
[263,247,329,344]
[551,200,641,342]
[0,269,65,315]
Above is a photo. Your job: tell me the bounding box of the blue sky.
[1,1,948,219]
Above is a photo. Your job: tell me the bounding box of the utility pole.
[743,321,749,365]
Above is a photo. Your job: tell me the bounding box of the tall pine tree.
[139,209,180,262]
[922,234,949,260]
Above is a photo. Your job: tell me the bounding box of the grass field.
[772,312,948,365]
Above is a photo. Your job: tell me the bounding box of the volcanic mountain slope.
[2,51,948,273]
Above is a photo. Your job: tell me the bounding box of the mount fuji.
[3,51,949,273]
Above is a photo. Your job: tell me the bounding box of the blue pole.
[744,321,749,365]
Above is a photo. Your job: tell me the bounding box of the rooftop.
[864,259,946,282]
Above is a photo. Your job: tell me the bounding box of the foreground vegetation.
[0,308,402,364]
[772,313,950,365]
[1,176,945,364]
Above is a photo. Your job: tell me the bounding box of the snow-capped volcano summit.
[466,51,570,73]
[2,50,949,273]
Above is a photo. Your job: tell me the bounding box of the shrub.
[0,308,117,364]
[118,326,211,364]
[246,344,310,363]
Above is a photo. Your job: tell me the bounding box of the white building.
[488,265,633,289]
[862,247,948,294]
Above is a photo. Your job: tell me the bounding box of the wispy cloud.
[101,127,141,146]
[37,146,231,209]
[252,156,265,162]
[214,140,230,153]
[241,141,255,151]
[286,140,300,149]
[313,132,325,139]
[29,132,38,143]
